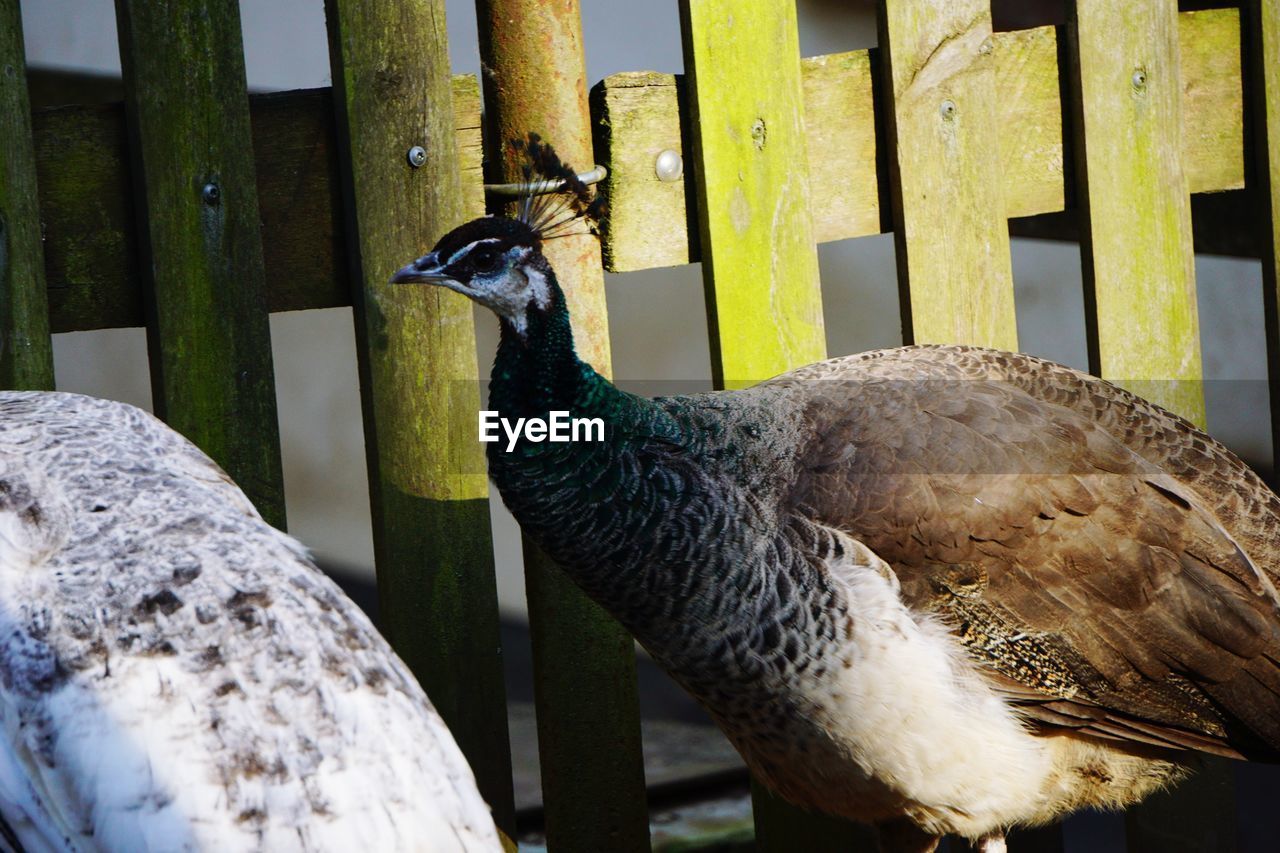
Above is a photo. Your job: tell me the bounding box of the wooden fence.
[2,0,1278,851]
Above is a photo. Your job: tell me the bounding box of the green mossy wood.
[324,0,514,837]
[678,0,872,849]
[679,0,826,391]
[32,82,483,333]
[878,0,1017,350]
[0,0,53,391]
[476,0,650,849]
[595,10,1243,275]
[114,0,285,528]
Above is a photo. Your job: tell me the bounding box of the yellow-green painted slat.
[878,0,1017,351]
[1068,0,1206,427]
[679,1,871,848]
[114,0,285,527]
[0,0,54,390]
[1245,0,1280,474]
[324,0,514,834]
[679,0,826,390]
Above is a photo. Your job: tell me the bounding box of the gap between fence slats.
[1244,0,1280,479]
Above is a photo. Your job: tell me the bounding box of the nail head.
[655,149,683,182]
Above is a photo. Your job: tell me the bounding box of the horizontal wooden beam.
[34,77,482,333]
[596,8,1243,272]
[34,10,1245,330]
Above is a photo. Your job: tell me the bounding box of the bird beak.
[390,252,454,285]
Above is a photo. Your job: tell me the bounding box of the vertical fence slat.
[1245,0,1280,475]
[880,5,1062,850]
[878,0,1018,350]
[0,0,54,391]
[678,1,874,849]
[1067,0,1206,424]
[678,0,827,390]
[323,1,515,840]
[114,0,285,527]
[1067,3,1232,850]
[476,2,651,849]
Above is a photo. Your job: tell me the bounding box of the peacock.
[392,135,1280,852]
[0,392,500,851]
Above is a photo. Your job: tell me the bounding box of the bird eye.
[470,245,501,273]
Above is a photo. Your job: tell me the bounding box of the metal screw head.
[655,149,683,182]
[1131,69,1147,90]
[407,145,427,168]
[940,99,957,120]
[201,182,220,205]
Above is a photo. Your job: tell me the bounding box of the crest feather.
[512,133,606,241]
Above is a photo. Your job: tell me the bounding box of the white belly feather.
[819,550,1055,836]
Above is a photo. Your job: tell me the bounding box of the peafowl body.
[0,393,500,852]
[394,139,1280,849]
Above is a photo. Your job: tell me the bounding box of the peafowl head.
[391,134,604,340]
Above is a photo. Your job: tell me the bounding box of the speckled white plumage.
[0,391,500,852]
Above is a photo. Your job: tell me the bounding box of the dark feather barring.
[509,133,607,241]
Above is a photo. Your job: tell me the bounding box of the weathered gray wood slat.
[114,0,285,528]
[476,0,651,848]
[877,0,1017,351]
[0,0,54,390]
[322,1,514,840]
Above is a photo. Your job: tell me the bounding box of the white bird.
[0,391,501,852]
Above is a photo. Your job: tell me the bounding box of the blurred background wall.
[22,0,1270,622]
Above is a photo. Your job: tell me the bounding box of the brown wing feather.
[768,346,1280,759]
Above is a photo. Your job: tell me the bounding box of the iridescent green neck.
[487,274,634,426]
